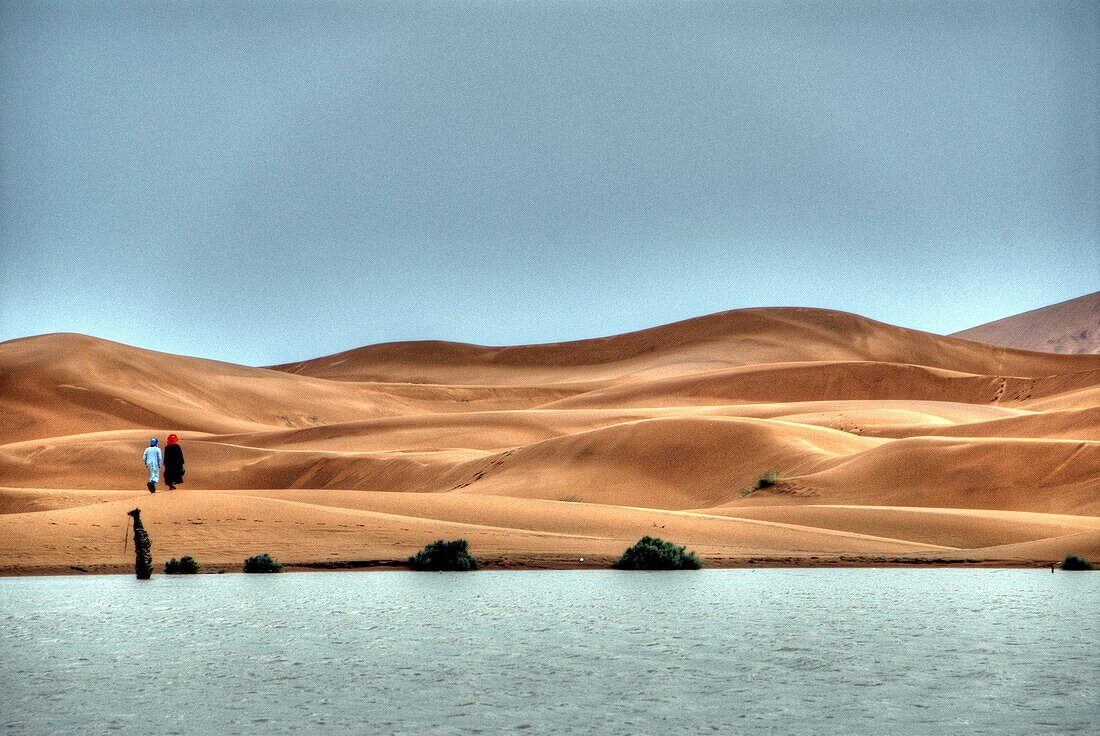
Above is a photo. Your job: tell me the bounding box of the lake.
[1,570,1096,735]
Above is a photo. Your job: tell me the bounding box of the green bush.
[164,556,200,574]
[1061,553,1095,571]
[408,539,479,571]
[613,536,702,570]
[243,553,283,573]
[740,470,780,497]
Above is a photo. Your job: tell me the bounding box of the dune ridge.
[1,306,1098,574]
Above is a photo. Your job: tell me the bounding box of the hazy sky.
[2,0,1097,365]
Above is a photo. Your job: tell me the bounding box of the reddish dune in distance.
[951,291,1100,355]
[2,306,1099,574]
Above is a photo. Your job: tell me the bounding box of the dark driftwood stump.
[128,508,153,580]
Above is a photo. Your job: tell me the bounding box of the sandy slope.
[951,291,1100,355]
[1,306,1098,574]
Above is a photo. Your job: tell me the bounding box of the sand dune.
[0,333,587,445]
[275,307,1100,382]
[951,291,1100,355]
[1,305,1098,573]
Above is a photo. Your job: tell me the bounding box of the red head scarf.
[167,434,179,445]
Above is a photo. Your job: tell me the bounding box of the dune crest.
[2,306,1098,573]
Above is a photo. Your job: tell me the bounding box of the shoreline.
[0,553,1062,577]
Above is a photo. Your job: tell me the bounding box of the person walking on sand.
[143,438,162,493]
[164,433,185,490]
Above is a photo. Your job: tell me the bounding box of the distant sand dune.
[951,291,1100,355]
[2,305,1098,573]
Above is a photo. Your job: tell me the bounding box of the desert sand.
[1,306,1099,574]
[951,291,1100,355]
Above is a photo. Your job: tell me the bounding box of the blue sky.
[2,0,1097,365]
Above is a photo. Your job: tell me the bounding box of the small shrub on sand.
[757,471,779,488]
[557,494,582,503]
[613,536,702,570]
[164,556,200,574]
[740,470,780,497]
[243,553,283,573]
[1061,553,1095,571]
[409,539,479,571]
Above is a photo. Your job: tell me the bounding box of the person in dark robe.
[164,433,185,490]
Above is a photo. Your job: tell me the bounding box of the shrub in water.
[613,536,702,570]
[408,539,479,571]
[1061,553,1095,571]
[164,556,200,574]
[243,553,283,573]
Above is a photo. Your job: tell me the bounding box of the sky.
[1,0,1097,366]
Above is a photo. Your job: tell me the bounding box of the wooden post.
[127,508,153,579]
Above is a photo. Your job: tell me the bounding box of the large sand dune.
[951,291,1100,355]
[2,306,1098,573]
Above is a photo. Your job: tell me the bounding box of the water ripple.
[1,569,1097,735]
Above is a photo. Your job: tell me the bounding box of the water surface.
[1,570,1096,735]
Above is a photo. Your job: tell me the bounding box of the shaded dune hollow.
[2,306,1099,573]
